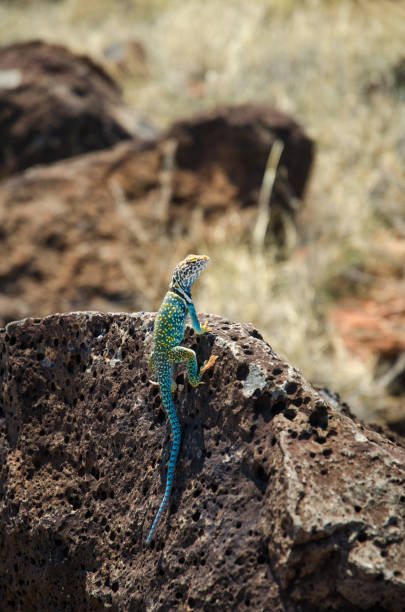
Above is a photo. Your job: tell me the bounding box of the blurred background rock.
[0,0,404,429]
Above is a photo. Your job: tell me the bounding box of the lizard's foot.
[200,354,218,376]
[149,379,159,387]
[200,320,211,334]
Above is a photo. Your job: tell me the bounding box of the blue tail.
[146,386,181,545]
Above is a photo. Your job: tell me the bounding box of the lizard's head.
[170,254,210,292]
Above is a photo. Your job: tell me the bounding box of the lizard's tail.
[146,394,181,545]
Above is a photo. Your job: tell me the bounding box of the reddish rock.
[330,295,405,436]
[0,312,404,610]
[330,297,405,360]
[0,140,160,328]
[112,104,314,239]
[0,104,313,328]
[0,40,154,178]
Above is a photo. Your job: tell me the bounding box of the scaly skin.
[146,254,218,545]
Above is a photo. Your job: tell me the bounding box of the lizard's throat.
[170,280,192,304]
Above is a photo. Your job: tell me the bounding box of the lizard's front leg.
[188,301,211,335]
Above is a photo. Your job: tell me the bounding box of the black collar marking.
[171,284,192,304]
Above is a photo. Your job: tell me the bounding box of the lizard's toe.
[200,354,218,375]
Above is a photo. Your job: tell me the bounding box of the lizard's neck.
[169,280,192,304]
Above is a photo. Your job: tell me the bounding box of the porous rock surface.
[1,312,403,611]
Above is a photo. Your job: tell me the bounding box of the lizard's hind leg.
[169,346,200,386]
[169,346,217,387]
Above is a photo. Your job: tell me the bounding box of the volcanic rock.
[0,311,404,611]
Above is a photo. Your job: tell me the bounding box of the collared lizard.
[146,254,218,544]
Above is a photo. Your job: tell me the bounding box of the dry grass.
[1,0,405,420]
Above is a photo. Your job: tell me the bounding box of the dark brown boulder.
[0,312,404,610]
[0,104,314,328]
[166,104,314,213]
[0,40,155,178]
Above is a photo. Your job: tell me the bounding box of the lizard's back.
[152,291,188,358]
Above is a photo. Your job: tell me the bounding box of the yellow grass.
[1,0,405,420]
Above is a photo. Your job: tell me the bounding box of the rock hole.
[271,401,285,416]
[66,361,74,374]
[357,531,367,542]
[285,382,297,394]
[283,407,297,421]
[249,329,263,340]
[156,409,165,425]
[236,363,249,381]
[308,402,328,429]
[68,496,81,510]
[253,393,271,419]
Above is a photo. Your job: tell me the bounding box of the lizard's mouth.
[171,254,211,290]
